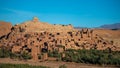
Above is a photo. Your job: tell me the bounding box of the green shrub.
[48,50,62,61]
[59,64,67,68]
[48,50,61,58]
[0,48,11,58]
[9,52,19,59]
[62,49,120,65]
[21,51,32,60]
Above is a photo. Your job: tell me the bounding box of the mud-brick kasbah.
[0,17,120,61]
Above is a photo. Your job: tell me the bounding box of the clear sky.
[0,0,120,27]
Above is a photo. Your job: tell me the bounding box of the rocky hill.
[94,29,120,48]
[14,17,74,33]
[0,17,120,61]
[0,21,12,37]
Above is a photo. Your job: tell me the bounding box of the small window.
[51,35,55,37]
[37,38,39,40]
[27,49,31,52]
[24,45,27,47]
[57,33,60,35]
[71,39,74,41]
[49,37,51,39]
[49,33,52,36]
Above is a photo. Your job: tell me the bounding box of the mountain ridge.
[100,23,120,29]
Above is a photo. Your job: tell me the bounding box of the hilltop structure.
[0,17,119,61]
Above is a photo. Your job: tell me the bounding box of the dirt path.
[0,58,119,68]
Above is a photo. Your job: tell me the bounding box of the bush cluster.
[62,49,120,65]
[48,50,62,61]
[0,48,32,60]
[48,50,61,58]
[0,48,12,58]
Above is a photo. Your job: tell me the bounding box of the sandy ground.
[0,58,119,68]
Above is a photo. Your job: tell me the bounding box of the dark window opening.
[51,35,54,37]
[49,37,51,39]
[19,27,26,32]
[39,39,42,41]
[71,39,74,41]
[44,42,48,46]
[57,33,60,35]
[37,38,39,40]
[67,32,72,34]
[103,42,107,45]
[60,40,62,43]
[23,45,27,48]
[83,32,87,34]
[41,48,48,52]
[49,33,52,36]
[75,43,79,46]
[24,34,31,38]
[70,34,73,37]
[44,32,46,34]
[40,33,44,36]
[26,49,31,52]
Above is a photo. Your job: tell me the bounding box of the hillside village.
[0,17,120,61]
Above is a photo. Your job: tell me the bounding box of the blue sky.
[0,0,120,27]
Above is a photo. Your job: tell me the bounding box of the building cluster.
[0,17,119,61]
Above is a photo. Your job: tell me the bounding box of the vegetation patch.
[59,64,67,68]
[0,47,32,60]
[0,46,120,66]
[62,49,120,65]
[0,63,50,68]
[48,49,120,65]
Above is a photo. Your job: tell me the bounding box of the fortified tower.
[33,17,39,23]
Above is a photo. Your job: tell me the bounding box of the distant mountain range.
[74,27,88,29]
[100,23,120,29]
[74,23,120,30]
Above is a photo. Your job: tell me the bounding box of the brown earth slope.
[94,29,120,47]
[0,21,12,37]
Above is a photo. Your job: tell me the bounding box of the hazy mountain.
[100,23,120,29]
[74,27,90,29]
